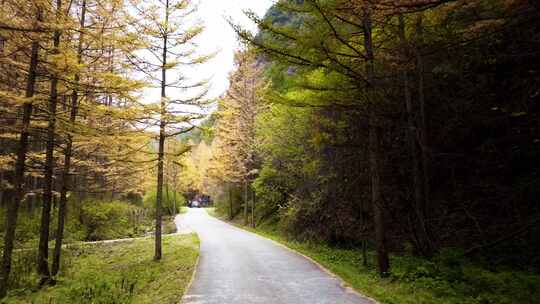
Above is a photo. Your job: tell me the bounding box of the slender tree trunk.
[52,0,87,276]
[31,176,38,212]
[172,168,177,214]
[244,181,248,225]
[0,38,40,298]
[369,118,389,277]
[399,15,432,257]
[165,179,171,214]
[155,124,164,260]
[251,186,255,228]
[51,128,73,276]
[38,0,63,283]
[155,0,170,261]
[0,170,4,207]
[173,186,177,214]
[360,200,368,267]
[363,6,389,277]
[361,239,368,267]
[229,185,233,220]
[415,15,433,251]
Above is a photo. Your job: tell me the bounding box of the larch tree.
[51,0,88,276]
[128,0,211,260]
[51,0,145,276]
[37,0,65,284]
[35,0,144,283]
[212,50,264,225]
[0,0,44,296]
[208,97,246,220]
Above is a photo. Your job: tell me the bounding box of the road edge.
[181,245,200,303]
[178,214,200,304]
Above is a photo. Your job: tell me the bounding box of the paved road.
[180,208,374,304]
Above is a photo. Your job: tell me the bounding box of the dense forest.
[1,0,540,303]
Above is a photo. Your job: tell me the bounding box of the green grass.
[3,234,199,304]
[207,209,540,304]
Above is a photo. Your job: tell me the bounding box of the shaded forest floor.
[207,208,540,304]
[2,234,199,304]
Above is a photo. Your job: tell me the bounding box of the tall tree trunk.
[363,6,389,277]
[38,0,62,283]
[155,0,170,261]
[244,180,248,225]
[165,178,171,214]
[0,38,40,298]
[155,122,164,260]
[229,185,233,220]
[399,15,432,257]
[369,118,389,277]
[251,185,255,228]
[361,202,368,267]
[172,185,177,214]
[52,0,87,276]
[415,15,433,249]
[409,14,435,255]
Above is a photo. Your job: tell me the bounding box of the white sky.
[187,0,274,99]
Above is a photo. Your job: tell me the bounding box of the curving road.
[180,208,374,304]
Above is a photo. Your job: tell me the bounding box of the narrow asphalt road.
[180,208,374,304]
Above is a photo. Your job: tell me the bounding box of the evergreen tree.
[128,0,211,260]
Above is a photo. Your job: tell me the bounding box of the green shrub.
[120,191,144,206]
[143,188,186,216]
[0,207,41,250]
[387,247,540,304]
[1,198,152,249]
[80,200,149,241]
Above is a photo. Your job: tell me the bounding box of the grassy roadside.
[205,208,540,304]
[3,234,199,304]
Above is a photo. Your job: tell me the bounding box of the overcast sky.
[189,0,274,99]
